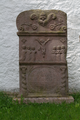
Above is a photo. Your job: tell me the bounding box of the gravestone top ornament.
[16,10,74,103]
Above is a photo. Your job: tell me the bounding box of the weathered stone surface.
[13,96,74,104]
[16,10,72,102]
[16,10,67,32]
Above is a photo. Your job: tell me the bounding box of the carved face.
[39,13,47,21]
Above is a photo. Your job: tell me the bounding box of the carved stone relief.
[19,23,38,31]
[16,10,69,99]
[52,45,66,62]
[20,45,37,62]
[56,46,61,61]
[20,66,27,96]
[52,46,56,61]
[61,45,66,62]
[36,38,50,58]
[29,12,67,31]
[16,10,67,32]
[20,45,27,61]
[28,66,59,94]
[30,12,56,27]
[21,39,27,43]
[60,38,66,44]
[60,66,67,95]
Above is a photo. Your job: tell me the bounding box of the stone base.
[13,96,74,104]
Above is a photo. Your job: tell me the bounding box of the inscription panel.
[28,66,59,93]
[19,65,68,97]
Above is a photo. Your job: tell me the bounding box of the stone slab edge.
[13,96,74,104]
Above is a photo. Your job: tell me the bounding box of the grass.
[0,92,80,120]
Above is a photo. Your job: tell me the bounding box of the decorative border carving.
[32,24,37,30]
[30,12,56,27]
[19,23,38,31]
[17,31,66,36]
[20,66,27,96]
[60,66,67,95]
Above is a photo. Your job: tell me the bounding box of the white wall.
[0,0,80,92]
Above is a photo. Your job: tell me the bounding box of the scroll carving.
[61,26,67,31]
[49,24,66,31]
[30,13,38,20]
[19,23,38,31]
[30,12,56,27]
[19,23,31,31]
[49,24,55,30]
[30,12,66,31]
[49,19,63,31]
[16,10,67,32]
[38,12,56,26]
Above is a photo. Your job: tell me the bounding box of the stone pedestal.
[13,96,74,104]
[24,96,74,104]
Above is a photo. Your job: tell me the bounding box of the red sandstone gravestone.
[16,10,74,103]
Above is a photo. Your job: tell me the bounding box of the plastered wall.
[0,0,80,92]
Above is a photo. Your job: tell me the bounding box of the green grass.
[0,92,80,120]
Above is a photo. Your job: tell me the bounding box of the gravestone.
[16,10,74,103]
